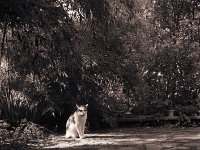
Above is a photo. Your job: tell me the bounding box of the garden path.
[42,127,200,150]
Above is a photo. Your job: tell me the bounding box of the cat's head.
[76,104,88,116]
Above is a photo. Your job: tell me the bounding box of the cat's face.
[76,104,88,116]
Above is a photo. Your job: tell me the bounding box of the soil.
[42,127,200,150]
[1,123,200,150]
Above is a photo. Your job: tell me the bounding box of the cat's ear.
[76,104,79,108]
[85,104,88,107]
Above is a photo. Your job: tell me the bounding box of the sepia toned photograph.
[1,0,200,149]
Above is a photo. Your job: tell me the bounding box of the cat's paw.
[79,135,85,139]
[65,134,70,138]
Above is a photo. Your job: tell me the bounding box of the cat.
[65,104,88,139]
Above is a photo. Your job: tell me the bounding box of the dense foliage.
[0,0,200,130]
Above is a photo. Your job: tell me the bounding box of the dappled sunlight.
[145,137,166,142]
[2,126,200,149]
[44,133,129,149]
[42,128,200,149]
[174,133,200,140]
[87,133,132,138]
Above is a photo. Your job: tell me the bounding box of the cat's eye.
[78,109,86,112]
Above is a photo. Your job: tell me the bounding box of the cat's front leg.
[80,125,86,138]
[79,128,85,139]
[75,125,83,138]
[79,129,85,139]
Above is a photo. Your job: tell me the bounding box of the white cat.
[65,104,88,139]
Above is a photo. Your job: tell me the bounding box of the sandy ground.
[41,127,200,150]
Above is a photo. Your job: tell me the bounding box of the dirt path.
[41,127,200,150]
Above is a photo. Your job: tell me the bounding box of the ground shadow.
[42,138,200,150]
[41,127,200,150]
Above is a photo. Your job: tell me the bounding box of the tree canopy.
[0,0,200,129]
